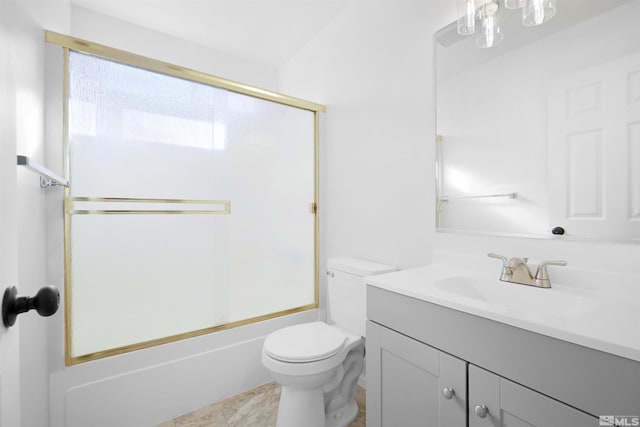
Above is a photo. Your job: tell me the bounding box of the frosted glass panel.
[68,51,228,200]
[70,214,230,355]
[67,51,316,359]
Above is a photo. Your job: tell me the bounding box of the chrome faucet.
[487,253,567,288]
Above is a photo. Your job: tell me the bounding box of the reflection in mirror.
[435,0,640,242]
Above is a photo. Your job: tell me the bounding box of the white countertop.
[365,264,640,362]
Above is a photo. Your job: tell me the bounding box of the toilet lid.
[264,322,346,363]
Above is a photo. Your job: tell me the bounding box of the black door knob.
[2,285,60,328]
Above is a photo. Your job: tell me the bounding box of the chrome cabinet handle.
[442,387,455,400]
[474,405,489,418]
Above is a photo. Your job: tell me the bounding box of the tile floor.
[155,382,366,427]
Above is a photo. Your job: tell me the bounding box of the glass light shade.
[522,0,556,26]
[457,0,477,35]
[504,0,525,9]
[476,1,504,48]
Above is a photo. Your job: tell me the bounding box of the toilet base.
[276,385,325,427]
[325,399,358,427]
[275,385,359,427]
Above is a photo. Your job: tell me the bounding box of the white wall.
[278,1,640,282]
[279,0,456,272]
[70,6,279,92]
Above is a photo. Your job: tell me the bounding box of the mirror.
[435,0,640,242]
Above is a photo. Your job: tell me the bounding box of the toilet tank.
[326,257,397,337]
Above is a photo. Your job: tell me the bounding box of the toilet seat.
[263,322,346,363]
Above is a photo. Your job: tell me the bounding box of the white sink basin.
[433,276,596,317]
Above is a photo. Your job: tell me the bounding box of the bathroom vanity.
[364,260,640,426]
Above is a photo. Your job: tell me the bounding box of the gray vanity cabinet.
[365,284,628,427]
[367,320,599,427]
[469,365,598,427]
[366,321,467,427]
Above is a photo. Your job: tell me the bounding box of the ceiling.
[70,0,352,68]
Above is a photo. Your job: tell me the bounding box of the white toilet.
[262,257,397,427]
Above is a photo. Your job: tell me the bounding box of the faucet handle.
[488,253,510,281]
[535,260,567,288]
[487,253,507,266]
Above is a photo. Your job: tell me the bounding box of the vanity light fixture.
[476,0,503,48]
[457,0,477,35]
[521,0,556,26]
[457,0,556,48]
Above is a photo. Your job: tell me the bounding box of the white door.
[548,51,640,239]
[0,0,22,425]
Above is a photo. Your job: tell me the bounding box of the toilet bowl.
[262,322,364,427]
[262,258,397,427]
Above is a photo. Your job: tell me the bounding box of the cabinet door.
[366,321,467,427]
[469,365,599,427]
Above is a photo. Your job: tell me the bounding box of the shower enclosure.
[51,33,323,364]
